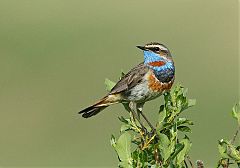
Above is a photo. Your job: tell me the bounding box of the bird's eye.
[153,47,160,52]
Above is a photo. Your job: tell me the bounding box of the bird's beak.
[136,45,146,51]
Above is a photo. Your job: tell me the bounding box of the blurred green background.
[0,0,238,167]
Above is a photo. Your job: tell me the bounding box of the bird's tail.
[78,94,120,118]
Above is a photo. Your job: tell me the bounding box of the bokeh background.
[0,0,238,167]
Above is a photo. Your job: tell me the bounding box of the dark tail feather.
[79,95,118,118]
[79,105,108,118]
[79,95,120,118]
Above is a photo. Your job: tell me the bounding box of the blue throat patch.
[143,51,175,83]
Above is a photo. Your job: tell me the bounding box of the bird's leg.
[129,102,148,135]
[136,103,156,137]
[139,112,155,130]
[139,112,156,137]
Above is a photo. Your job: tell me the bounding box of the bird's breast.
[147,70,174,93]
[151,61,175,83]
[122,70,174,103]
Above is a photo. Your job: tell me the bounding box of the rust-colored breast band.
[148,61,166,67]
[148,73,174,92]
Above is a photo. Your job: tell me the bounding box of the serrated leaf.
[105,78,116,91]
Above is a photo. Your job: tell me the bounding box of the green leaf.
[110,135,116,147]
[177,125,192,133]
[139,150,149,167]
[228,144,240,161]
[171,143,184,160]
[170,127,177,142]
[112,132,132,165]
[158,107,166,128]
[176,118,194,126]
[119,162,133,168]
[105,78,116,91]
[218,139,240,161]
[158,133,171,162]
[111,83,196,167]
[176,137,192,164]
[120,124,131,132]
[118,116,130,124]
[218,139,230,159]
[232,102,240,125]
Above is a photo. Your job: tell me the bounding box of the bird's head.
[137,42,173,65]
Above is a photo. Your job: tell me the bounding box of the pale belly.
[127,82,162,102]
[122,76,162,103]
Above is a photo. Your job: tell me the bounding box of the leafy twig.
[231,125,240,144]
[107,81,196,167]
[217,102,240,168]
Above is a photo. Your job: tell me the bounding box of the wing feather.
[109,63,149,94]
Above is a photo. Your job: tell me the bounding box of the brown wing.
[109,62,149,94]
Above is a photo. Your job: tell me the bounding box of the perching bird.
[79,42,175,125]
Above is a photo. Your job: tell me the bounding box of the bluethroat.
[79,42,175,131]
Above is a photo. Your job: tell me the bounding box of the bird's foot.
[148,129,157,139]
[141,126,148,137]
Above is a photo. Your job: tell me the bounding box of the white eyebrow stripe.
[160,47,168,51]
[146,44,168,51]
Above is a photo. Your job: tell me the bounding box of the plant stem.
[231,125,240,143]
[187,155,194,168]
[227,125,240,167]
[184,159,189,168]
